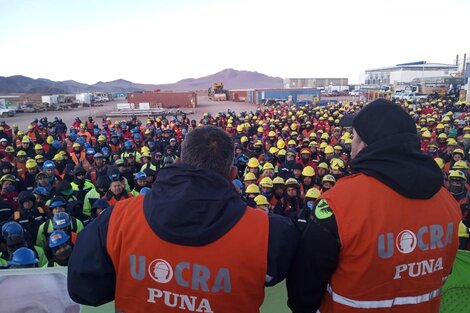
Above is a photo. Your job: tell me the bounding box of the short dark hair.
[181,126,234,177]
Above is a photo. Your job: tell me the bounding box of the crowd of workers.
[0,97,469,270]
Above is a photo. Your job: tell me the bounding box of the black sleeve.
[67,207,116,306]
[286,200,340,313]
[266,214,301,286]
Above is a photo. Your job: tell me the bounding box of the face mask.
[3,185,15,192]
[262,191,272,198]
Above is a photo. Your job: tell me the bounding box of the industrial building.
[284,78,349,91]
[363,61,458,86]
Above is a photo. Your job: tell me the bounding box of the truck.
[75,93,93,106]
[0,99,16,117]
[208,83,228,101]
[392,92,428,102]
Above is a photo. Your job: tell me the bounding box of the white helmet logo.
[396,230,417,254]
[148,259,173,284]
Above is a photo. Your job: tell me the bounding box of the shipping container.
[127,91,197,109]
[229,90,248,102]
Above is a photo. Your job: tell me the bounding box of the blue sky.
[0,0,468,84]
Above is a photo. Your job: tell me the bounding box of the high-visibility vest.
[319,173,461,313]
[107,196,268,313]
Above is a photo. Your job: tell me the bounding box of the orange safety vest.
[318,173,461,313]
[107,196,268,313]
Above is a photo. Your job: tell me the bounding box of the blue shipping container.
[252,89,320,104]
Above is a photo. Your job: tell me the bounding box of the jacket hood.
[143,163,246,246]
[349,133,443,199]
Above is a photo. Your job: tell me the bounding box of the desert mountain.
[0,69,284,94]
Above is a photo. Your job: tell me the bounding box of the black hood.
[349,133,443,199]
[143,163,246,246]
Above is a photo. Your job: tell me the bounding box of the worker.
[68,125,300,312]
[7,247,39,269]
[287,99,461,313]
[46,230,73,267]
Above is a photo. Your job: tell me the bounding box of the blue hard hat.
[49,128,56,134]
[124,141,133,148]
[52,212,71,229]
[94,128,99,134]
[140,187,151,195]
[156,129,162,135]
[232,179,243,190]
[52,140,61,149]
[43,160,56,170]
[76,137,85,145]
[101,147,110,157]
[8,247,38,266]
[147,141,155,148]
[69,133,78,141]
[134,172,147,180]
[101,130,107,136]
[133,133,141,139]
[116,131,122,137]
[92,198,110,210]
[48,230,70,248]
[33,186,50,197]
[237,154,249,164]
[86,147,95,155]
[1,221,24,240]
[49,197,67,209]
[84,142,91,149]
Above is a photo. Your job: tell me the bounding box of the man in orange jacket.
[68,125,300,312]
[287,99,461,313]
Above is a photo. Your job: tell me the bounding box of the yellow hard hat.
[141,151,152,158]
[268,147,279,154]
[459,222,469,238]
[305,188,321,199]
[324,145,334,154]
[320,142,328,149]
[434,158,444,169]
[21,136,31,143]
[321,133,329,140]
[331,158,345,170]
[46,136,54,144]
[278,149,286,156]
[344,138,353,144]
[276,139,286,149]
[438,133,447,139]
[453,149,465,156]
[322,174,336,184]
[334,145,343,151]
[254,195,269,206]
[260,177,273,188]
[244,172,257,182]
[447,138,458,146]
[448,170,466,181]
[288,139,296,146]
[273,176,285,185]
[268,131,276,137]
[35,154,44,160]
[254,140,262,147]
[464,134,470,139]
[257,127,263,133]
[236,125,243,132]
[98,135,106,142]
[73,142,81,148]
[240,136,248,144]
[453,160,468,170]
[436,123,444,130]
[422,131,432,139]
[245,184,261,194]
[290,124,297,131]
[285,178,300,188]
[80,123,85,128]
[34,144,43,150]
[26,159,37,169]
[17,131,24,136]
[262,162,274,171]
[16,150,27,157]
[141,146,150,153]
[53,153,64,161]
[247,157,260,168]
[302,166,315,177]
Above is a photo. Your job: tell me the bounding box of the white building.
[363,61,458,86]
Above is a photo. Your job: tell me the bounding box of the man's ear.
[229,165,238,181]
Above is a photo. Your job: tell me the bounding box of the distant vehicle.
[349,90,361,96]
[208,83,228,101]
[392,92,428,102]
[0,99,16,117]
[18,103,46,113]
